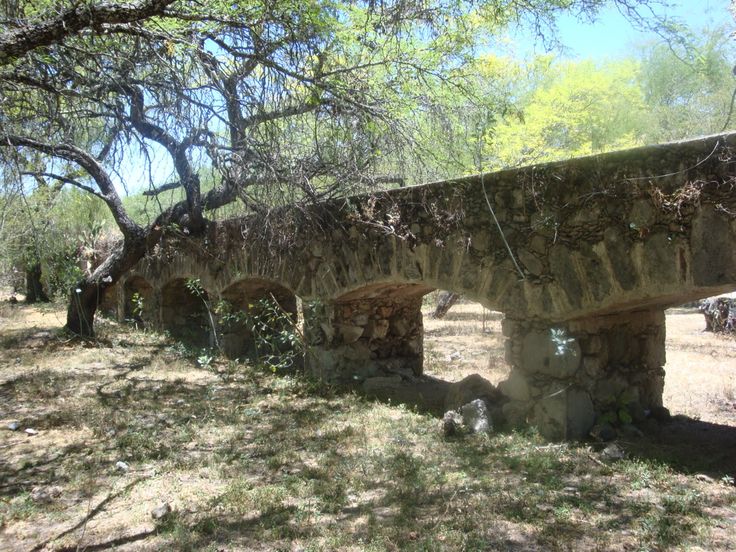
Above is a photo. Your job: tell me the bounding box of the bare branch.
[142,180,181,196]
[2,134,143,239]
[20,171,105,200]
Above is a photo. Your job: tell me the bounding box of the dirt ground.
[1,298,735,551]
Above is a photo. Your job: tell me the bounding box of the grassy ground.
[1,300,735,551]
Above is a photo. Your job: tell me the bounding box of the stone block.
[581,335,603,355]
[366,319,390,340]
[628,199,656,229]
[337,324,364,344]
[406,337,423,355]
[504,340,515,365]
[582,356,603,379]
[461,399,493,433]
[390,318,410,337]
[319,322,334,342]
[593,374,628,407]
[501,318,518,338]
[362,375,403,396]
[521,329,581,377]
[566,389,596,439]
[518,249,544,276]
[471,230,490,252]
[502,401,530,428]
[529,234,547,255]
[343,341,372,361]
[352,313,369,326]
[644,338,666,368]
[533,387,594,440]
[512,188,524,207]
[498,370,531,402]
[548,245,583,309]
[377,306,393,318]
[445,374,500,412]
[305,348,337,380]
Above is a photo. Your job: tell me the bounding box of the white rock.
[151,502,172,520]
[601,443,626,462]
[460,399,493,433]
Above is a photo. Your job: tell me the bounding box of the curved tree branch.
[120,83,204,229]
[3,134,143,240]
[0,0,177,66]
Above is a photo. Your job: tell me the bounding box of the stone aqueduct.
[106,133,736,439]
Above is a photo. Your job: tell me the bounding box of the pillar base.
[499,309,666,440]
[304,290,425,383]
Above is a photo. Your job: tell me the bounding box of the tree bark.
[65,232,147,337]
[25,263,50,303]
[0,0,176,66]
[432,291,460,319]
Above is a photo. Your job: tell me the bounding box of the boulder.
[460,399,493,433]
[445,373,502,412]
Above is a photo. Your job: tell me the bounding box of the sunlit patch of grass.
[618,458,671,490]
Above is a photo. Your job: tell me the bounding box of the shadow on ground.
[625,416,736,478]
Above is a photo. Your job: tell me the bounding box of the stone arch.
[218,278,298,360]
[160,278,213,348]
[123,276,154,328]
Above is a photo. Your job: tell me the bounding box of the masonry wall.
[304,285,427,383]
[122,133,736,439]
[499,309,666,439]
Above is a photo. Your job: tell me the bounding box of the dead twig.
[28,477,146,552]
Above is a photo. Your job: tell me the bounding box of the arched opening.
[218,279,298,361]
[327,282,433,378]
[123,276,153,328]
[422,291,510,389]
[161,278,212,348]
[663,291,736,426]
[306,282,506,415]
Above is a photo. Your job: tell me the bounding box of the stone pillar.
[304,294,424,383]
[499,309,666,440]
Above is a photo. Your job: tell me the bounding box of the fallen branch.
[29,477,146,552]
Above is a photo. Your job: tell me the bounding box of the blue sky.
[518,0,733,59]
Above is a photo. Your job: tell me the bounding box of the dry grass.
[422,301,508,385]
[1,300,735,551]
[662,310,736,426]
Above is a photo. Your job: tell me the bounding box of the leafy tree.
[482,26,735,168]
[637,27,736,140]
[486,57,646,167]
[0,0,671,336]
[0,178,111,302]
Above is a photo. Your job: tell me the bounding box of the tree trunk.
[700,296,736,334]
[432,291,460,319]
[65,233,147,337]
[25,262,50,303]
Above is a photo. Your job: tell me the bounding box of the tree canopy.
[0,0,727,335]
